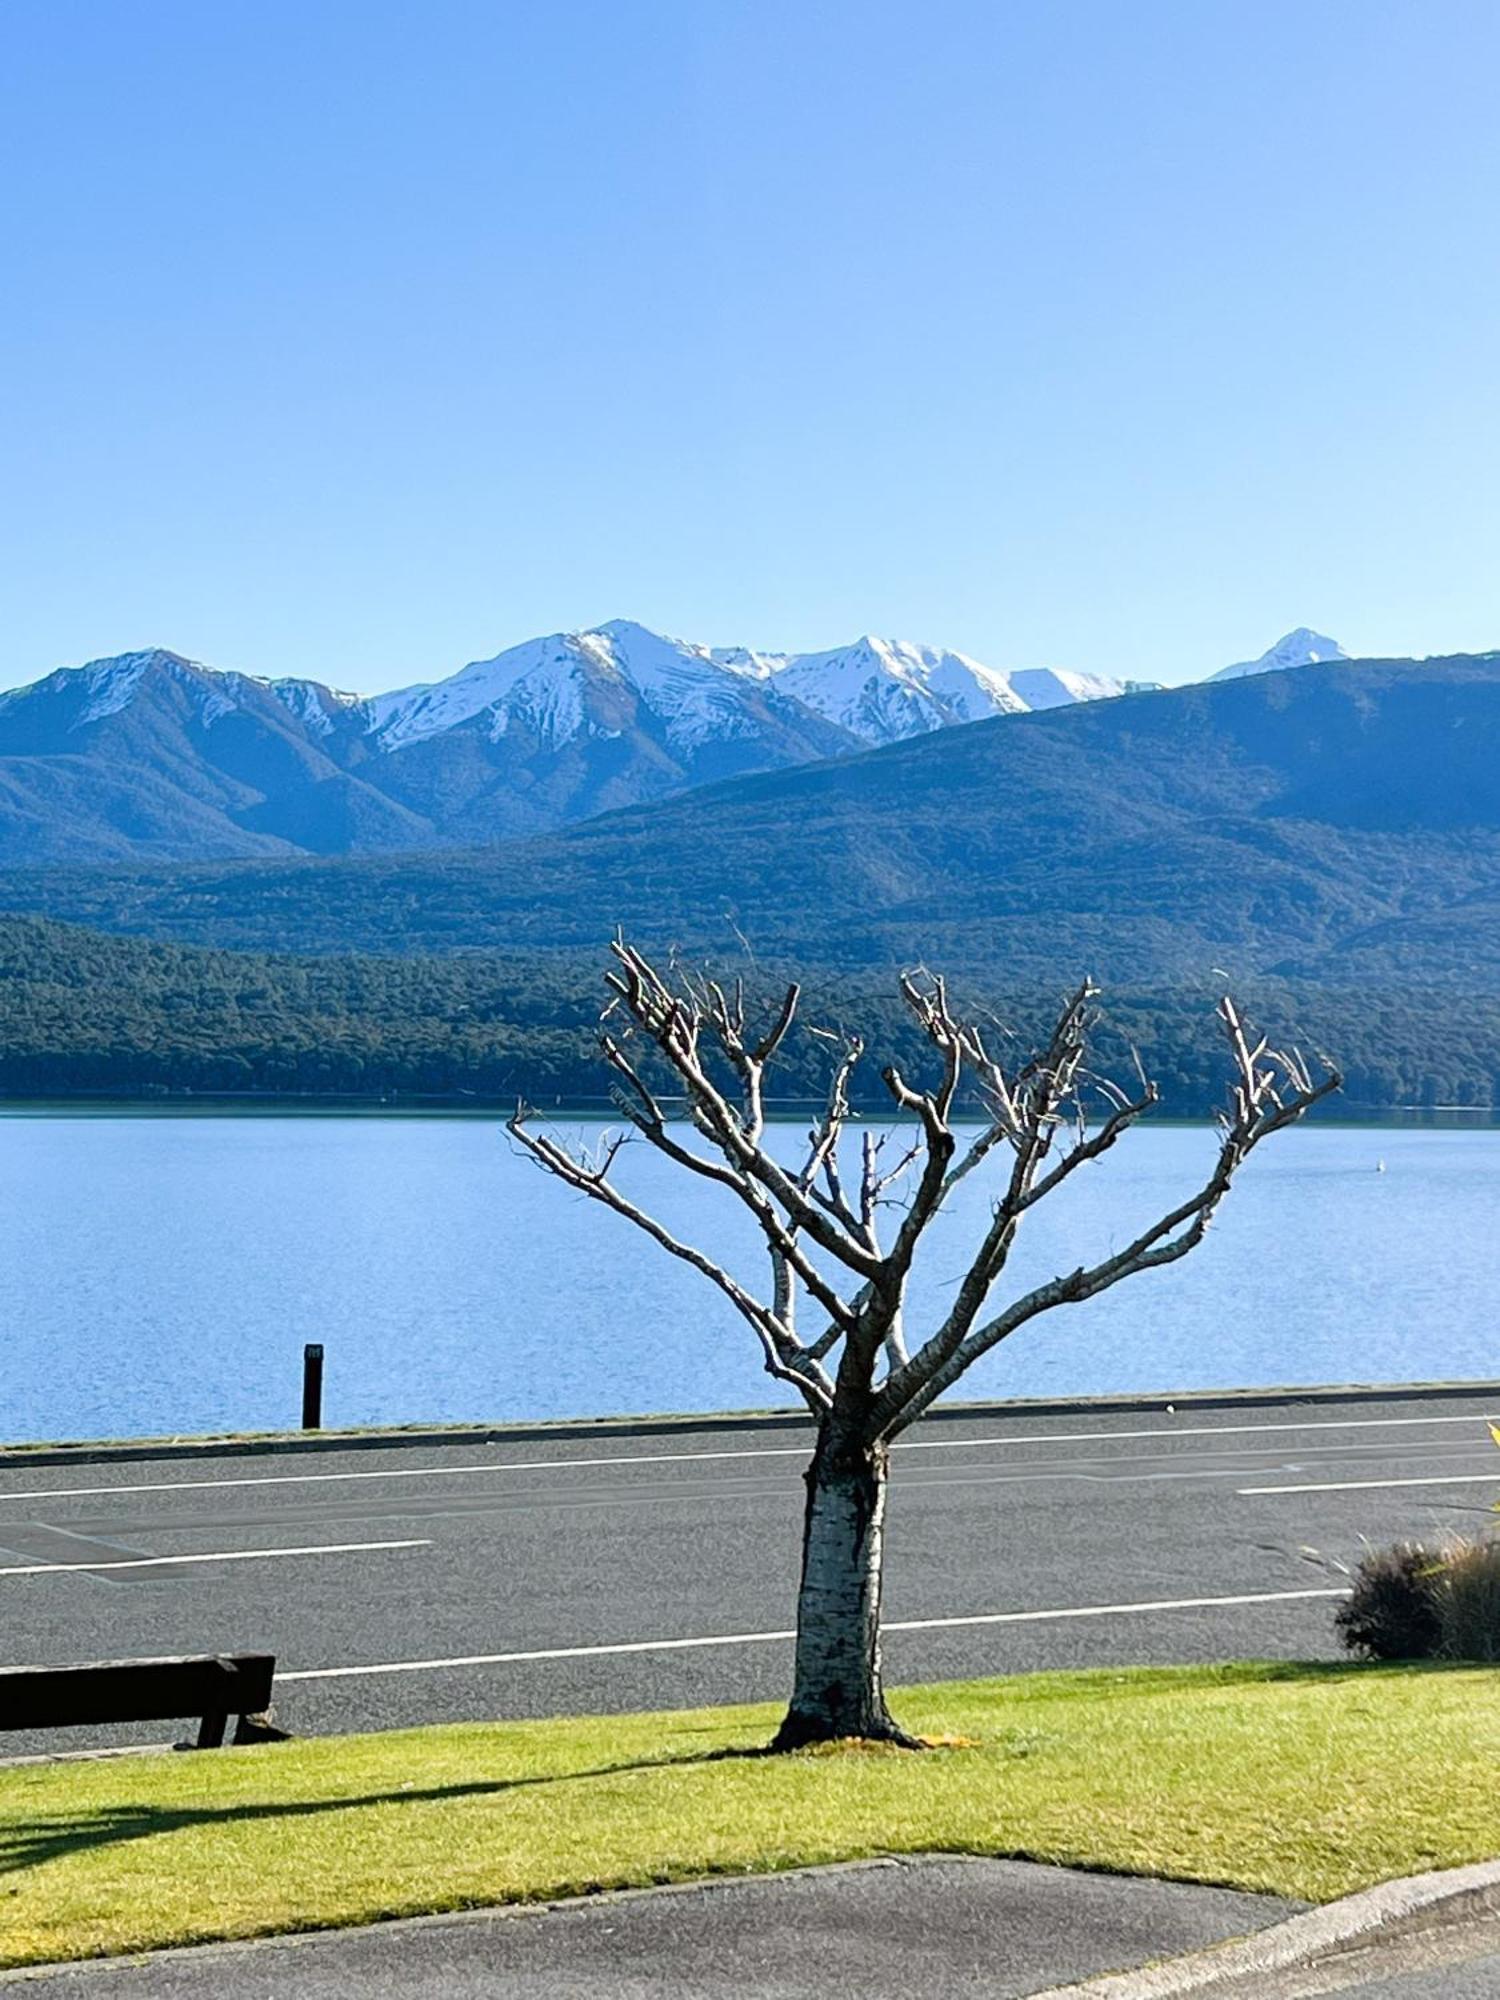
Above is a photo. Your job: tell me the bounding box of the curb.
[1028,1859,1500,1996]
[1,1377,1496,1470]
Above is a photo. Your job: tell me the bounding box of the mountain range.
[9,649,1497,992]
[0,622,1344,863]
[5,644,1500,1110]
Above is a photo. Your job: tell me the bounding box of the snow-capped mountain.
[1209,629,1350,683]
[0,647,424,860]
[365,625,1035,755]
[0,621,1355,862]
[1007,666,1162,711]
[0,646,235,733]
[368,625,1145,756]
[370,619,825,754]
[764,636,1030,740]
[0,646,377,747]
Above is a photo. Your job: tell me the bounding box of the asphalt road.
[0,1857,1299,1998]
[1,1391,1497,1750]
[1332,1952,1500,1997]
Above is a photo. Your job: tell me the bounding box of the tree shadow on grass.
[0,1746,747,1878]
[8,1661,1490,1879]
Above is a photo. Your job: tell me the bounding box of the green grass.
[2,1662,1497,1969]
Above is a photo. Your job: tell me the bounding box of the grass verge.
[2,1660,1496,1968]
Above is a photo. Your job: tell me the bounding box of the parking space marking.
[0,1537,431,1578]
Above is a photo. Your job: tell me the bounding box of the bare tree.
[510,941,1339,1750]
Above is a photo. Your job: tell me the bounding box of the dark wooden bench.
[0,1653,289,1749]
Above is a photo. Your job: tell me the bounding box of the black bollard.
[301,1343,324,1430]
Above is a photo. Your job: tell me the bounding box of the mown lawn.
[2,1660,1496,1968]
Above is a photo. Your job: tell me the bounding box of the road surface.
[1,1391,1495,1749]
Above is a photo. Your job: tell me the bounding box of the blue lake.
[1,1113,1495,1444]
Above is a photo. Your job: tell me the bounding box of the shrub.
[1433,1538,1500,1662]
[1336,1536,1500,1662]
[1335,1542,1444,1660]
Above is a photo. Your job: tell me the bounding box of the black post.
[301,1343,324,1430]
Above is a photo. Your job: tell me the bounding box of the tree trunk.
[772,1432,915,1749]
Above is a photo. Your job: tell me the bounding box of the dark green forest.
[1,915,1496,1113]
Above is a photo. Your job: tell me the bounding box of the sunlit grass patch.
[2,1659,1495,1969]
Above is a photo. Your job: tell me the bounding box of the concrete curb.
[1028,1859,1500,1996]
[1,1377,1496,1470]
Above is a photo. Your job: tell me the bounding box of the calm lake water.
[1,1113,1495,1444]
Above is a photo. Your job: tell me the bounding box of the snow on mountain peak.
[368,632,583,749]
[1210,629,1350,683]
[366,620,1146,755]
[260,677,371,736]
[772,635,1030,741]
[7,618,1193,769]
[14,647,375,739]
[72,648,206,723]
[369,622,764,753]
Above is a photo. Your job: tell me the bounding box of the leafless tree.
[509,940,1339,1749]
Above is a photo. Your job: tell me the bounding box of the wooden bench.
[0,1653,289,1749]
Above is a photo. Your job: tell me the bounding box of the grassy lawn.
[2,1660,1497,1968]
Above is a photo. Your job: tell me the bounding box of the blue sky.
[2,0,1497,693]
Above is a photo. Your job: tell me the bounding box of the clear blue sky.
[2,0,1497,693]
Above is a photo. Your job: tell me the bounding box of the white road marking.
[0,1537,430,1578]
[0,1411,1491,1505]
[1240,1472,1500,1495]
[0,1449,808,1504]
[279,1585,1349,1683]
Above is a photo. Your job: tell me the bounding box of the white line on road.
[0,1411,1492,1505]
[0,1450,807,1503]
[279,1585,1348,1683]
[1240,1472,1499,1495]
[0,1537,431,1578]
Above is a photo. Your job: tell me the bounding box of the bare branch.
[520,945,1338,1467]
[752,983,800,1065]
[599,1048,859,1336]
[606,946,884,1279]
[872,1018,1340,1439]
[508,1109,833,1413]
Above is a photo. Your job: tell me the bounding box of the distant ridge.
[6,651,1500,1001]
[0,621,1347,863]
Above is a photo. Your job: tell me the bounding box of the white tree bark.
[774,1434,907,1748]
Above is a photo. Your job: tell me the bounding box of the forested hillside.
[0,916,1496,1111]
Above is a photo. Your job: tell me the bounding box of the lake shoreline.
[0,1095,1496,1128]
